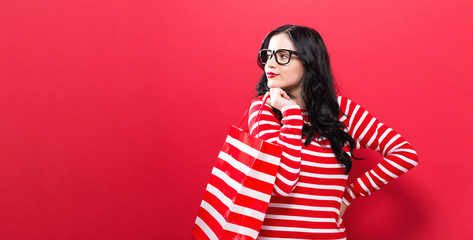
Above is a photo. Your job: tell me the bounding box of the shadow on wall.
[343,149,428,240]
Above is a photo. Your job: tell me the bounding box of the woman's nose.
[266,54,277,68]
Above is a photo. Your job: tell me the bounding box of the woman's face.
[265,33,305,96]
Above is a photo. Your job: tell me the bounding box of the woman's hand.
[339,202,348,218]
[265,88,298,111]
[337,202,348,226]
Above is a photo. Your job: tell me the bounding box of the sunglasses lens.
[276,50,290,64]
[259,50,270,64]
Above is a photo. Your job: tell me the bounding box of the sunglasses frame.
[258,49,299,65]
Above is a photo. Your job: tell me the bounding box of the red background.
[1,0,472,239]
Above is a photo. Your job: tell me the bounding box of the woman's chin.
[267,82,279,89]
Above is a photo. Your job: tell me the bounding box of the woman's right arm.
[248,96,304,196]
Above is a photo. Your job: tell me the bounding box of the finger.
[270,88,283,97]
[263,92,271,105]
[280,90,291,100]
[269,88,278,99]
[271,88,291,101]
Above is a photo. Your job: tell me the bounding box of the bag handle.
[238,94,270,134]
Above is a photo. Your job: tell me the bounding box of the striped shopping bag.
[193,95,282,240]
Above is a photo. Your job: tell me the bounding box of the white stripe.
[300,171,348,180]
[250,120,280,134]
[387,141,408,155]
[301,149,335,158]
[308,140,331,148]
[226,135,281,165]
[393,148,417,155]
[281,151,300,161]
[272,183,289,196]
[283,115,303,121]
[296,182,346,191]
[240,186,271,203]
[348,104,360,132]
[379,164,399,179]
[249,110,274,124]
[212,168,273,202]
[355,141,361,149]
[231,204,266,221]
[366,172,380,190]
[250,100,271,110]
[352,110,368,138]
[347,187,356,200]
[277,139,301,151]
[385,159,408,173]
[343,99,351,120]
[216,152,275,185]
[276,172,298,185]
[206,184,233,208]
[391,153,418,166]
[282,124,303,130]
[366,122,382,148]
[358,117,376,144]
[256,129,279,138]
[281,105,300,112]
[200,200,225,227]
[260,225,344,233]
[280,132,301,139]
[337,94,345,119]
[371,170,388,185]
[301,160,344,168]
[258,237,346,240]
[357,178,370,196]
[382,134,401,156]
[268,203,339,214]
[279,162,300,174]
[265,137,278,143]
[218,151,250,175]
[289,193,341,202]
[264,214,336,223]
[195,216,218,240]
[212,168,241,192]
[224,222,259,239]
[377,128,393,151]
[248,168,277,184]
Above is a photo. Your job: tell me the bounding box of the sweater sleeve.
[338,96,419,206]
[248,96,304,196]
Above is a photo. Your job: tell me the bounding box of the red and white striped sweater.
[248,95,418,240]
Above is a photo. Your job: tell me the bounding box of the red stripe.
[195,205,223,238]
[233,192,270,214]
[213,157,248,184]
[227,210,264,231]
[242,176,274,195]
[207,174,237,203]
[192,224,211,240]
[201,187,230,219]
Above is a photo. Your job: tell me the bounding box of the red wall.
[1,0,472,239]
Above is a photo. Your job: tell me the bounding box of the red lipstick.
[266,72,279,78]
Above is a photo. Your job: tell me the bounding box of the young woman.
[248,25,419,240]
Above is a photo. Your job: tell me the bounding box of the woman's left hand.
[266,88,298,110]
[337,202,348,226]
[340,202,348,217]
